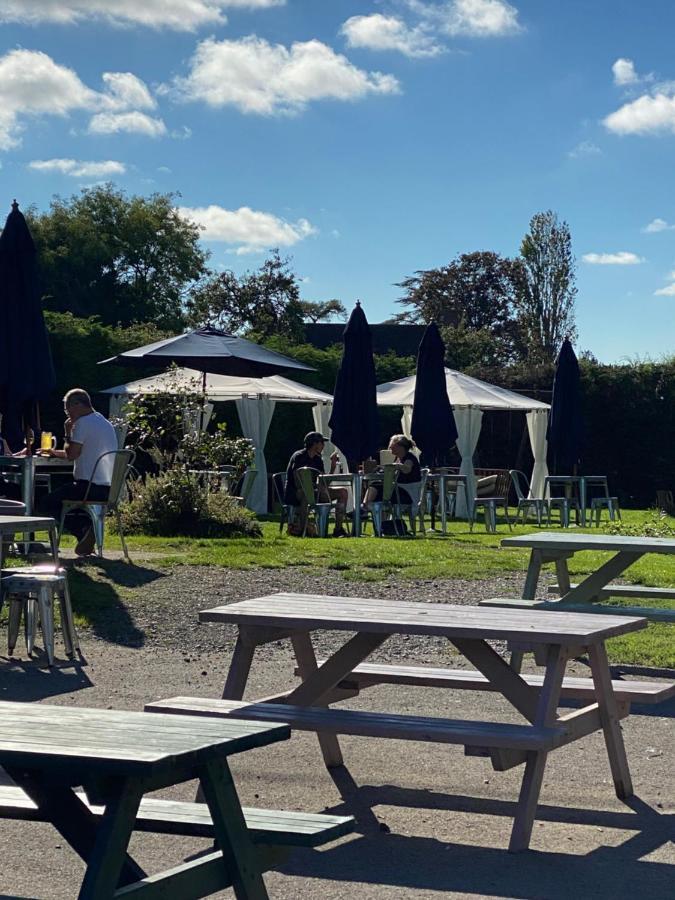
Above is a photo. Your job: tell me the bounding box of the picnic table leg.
[199,758,269,900]
[291,632,344,767]
[509,644,568,852]
[554,557,571,595]
[558,551,642,605]
[588,641,633,799]
[222,632,257,700]
[522,549,543,600]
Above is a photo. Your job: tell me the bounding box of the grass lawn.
[27,508,675,668]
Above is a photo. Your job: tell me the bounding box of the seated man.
[39,388,118,556]
[284,431,348,537]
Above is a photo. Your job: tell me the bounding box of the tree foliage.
[298,298,347,324]
[517,210,577,362]
[395,251,526,363]
[27,185,208,330]
[187,251,305,340]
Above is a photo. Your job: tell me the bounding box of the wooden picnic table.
[0,701,290,899]
[0,514,59,570]
[185,592,646,852]
[490,531,675,623]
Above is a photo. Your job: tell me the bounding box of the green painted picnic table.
[0,701,290,899]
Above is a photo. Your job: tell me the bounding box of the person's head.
[63,388,93,421]
[303,431,327,457]
[388,434,413,459]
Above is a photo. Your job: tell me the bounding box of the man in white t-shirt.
[40,388,118,556]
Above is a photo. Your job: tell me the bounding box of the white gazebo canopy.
[103,368,333,514]
[377,368,550,511]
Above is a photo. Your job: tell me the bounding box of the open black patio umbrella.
[547,337,583,473]
[99,324,315,379]
[411,322,458,467]
[328,302,379,466]
[0,200,56,449]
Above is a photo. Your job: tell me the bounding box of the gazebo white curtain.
[312,401,347,472]
[526,409,549,499]
[235,396,276,514]
[453,407,483,518]
[400,407,413,440]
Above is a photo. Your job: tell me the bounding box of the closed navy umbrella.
[547,338,583,473]
[329,302,379,465]
[0,201,56,447]
[99,324,314,379]
[411,322,458,467]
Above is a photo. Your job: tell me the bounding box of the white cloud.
[171,36,399,115]
[179,203,316,253]
[0,1,285,30]
[604,92,675,135]
[412,0,522,38]
[568,140,601,159]
[341,14,443,58]
[29,158,126,177]
[642,217,675,233]
[88,110,167,137]
[101,72,156,111]
[0,48,97,150]
[612,58,639,86]
[654,282,675,296]
[582,252,645,265]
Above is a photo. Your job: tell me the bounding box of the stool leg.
[25,597,37,656]
[561,503,569,528]
[59,579,80,656]
[37,585,55,666]
[8,596,22,655]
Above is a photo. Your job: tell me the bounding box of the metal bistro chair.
[470,471,513,533]
[364,464,398,537]
[546,481,581,528]
[393,468,429,535]
[295,467,333,537]
[231,468,258,507]
[272,471,296,534]
[510,470,547,526]
[58,449,135,563]
[586,476,622,526]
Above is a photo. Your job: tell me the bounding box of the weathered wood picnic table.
[481,532,675,623]
[0,701,294,899]
[149,593,656,852]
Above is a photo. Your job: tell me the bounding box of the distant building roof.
[304,323,425,357]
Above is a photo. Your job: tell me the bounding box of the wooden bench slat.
[0,786,353,848]
[549,583,675,601]
[145,698,566,751]
[480,597,675,624]
[302,661,675,704]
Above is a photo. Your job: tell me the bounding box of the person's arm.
[396,458,414,475]
[329,451,339,474]
[47,417,82,460]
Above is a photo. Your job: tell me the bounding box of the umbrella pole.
[200,371,207,431]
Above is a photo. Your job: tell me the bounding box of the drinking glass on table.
[40,431,57,453]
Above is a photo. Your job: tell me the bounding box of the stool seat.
[590,495,621,526]
[2,571,79,665]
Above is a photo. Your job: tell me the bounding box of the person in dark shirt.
[365,434,421,505]
[284,431,348,536]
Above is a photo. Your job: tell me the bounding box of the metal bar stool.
[1,570,80,665]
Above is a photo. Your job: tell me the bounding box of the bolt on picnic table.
[0,702,298,899]
[147,593,654,853]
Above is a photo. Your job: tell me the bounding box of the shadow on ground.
[282,776,673,898]
[0,656,92,701]
[64,559,167,648]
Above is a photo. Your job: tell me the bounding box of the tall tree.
[298,298,347,324]
[395,250,526,363]
[27,185,208,330]
[517,210,577,362]
[187,251,305,341]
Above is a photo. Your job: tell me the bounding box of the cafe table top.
[200,592,646,645]
[0,515,57,534]
[0,701,290,778]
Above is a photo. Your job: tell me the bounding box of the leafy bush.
[117,468,261,537]
[605,510,675,538]
[179,424,254,471]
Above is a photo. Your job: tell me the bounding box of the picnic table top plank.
[501,531,675,553]
[199,592,646,643]
[0,702,289,775]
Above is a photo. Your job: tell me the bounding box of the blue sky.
[1,0,674,363]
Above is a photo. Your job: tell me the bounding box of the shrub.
[117,468,261,538]
[179,424,254,471]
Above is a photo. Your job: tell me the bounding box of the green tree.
[187,251,305,340]
[395,251,526,363]
[517,210,578,362]
[298,298,347,323]
[28,185,208,329]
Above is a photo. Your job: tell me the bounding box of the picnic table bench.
[148,592,661,852]
[0,701,353,899]
[479,532,675,625]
